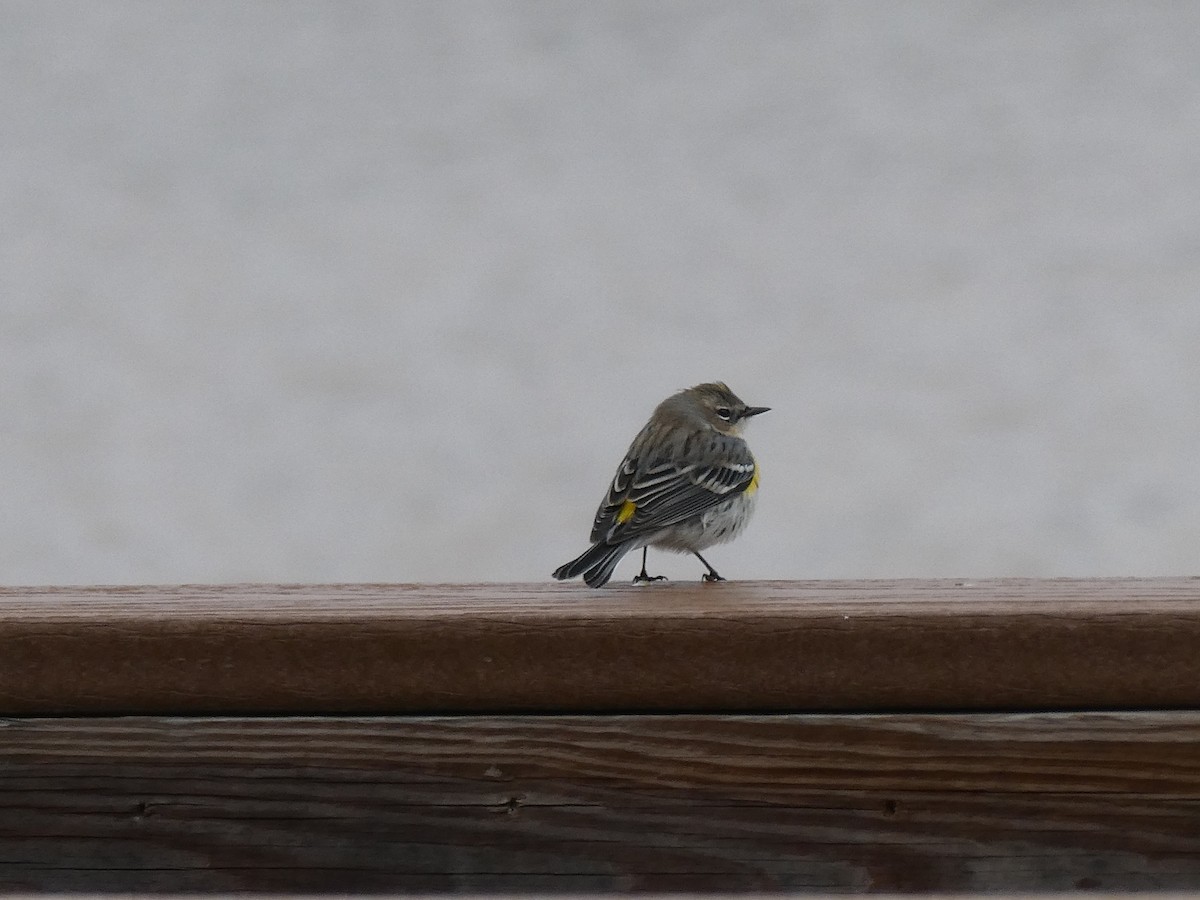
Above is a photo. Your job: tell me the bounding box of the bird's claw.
[633,574,668,584]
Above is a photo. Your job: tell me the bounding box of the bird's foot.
[701,572,726,583]
[633,573,668,584]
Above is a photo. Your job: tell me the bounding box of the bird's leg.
[694,550,725,582]
[632,547,668,584]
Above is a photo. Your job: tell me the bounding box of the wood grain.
[3,578,1200,714]
[3,712,1200,892]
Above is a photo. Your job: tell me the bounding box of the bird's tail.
[552,540,632,588]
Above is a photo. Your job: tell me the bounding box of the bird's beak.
[743,406,771,418]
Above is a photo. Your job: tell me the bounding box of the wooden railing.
[3,578,1200,892]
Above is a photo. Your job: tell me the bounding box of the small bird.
[553,382,769,588]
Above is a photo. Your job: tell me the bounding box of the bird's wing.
[589,442,756,545]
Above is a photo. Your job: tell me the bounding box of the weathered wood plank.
[3,578,1200,714]
[3,713,1200,892]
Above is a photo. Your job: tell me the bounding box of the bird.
[553,382,769,587]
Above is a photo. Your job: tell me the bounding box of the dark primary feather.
[589,437,757,545]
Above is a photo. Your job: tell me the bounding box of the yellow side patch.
[617,499,637,523]
[746,462,760,496]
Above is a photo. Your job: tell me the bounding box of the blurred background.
[4,1,1200,586]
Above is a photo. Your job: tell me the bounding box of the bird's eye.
[715,407,732,421]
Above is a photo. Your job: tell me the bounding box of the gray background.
[4,1,1199,586]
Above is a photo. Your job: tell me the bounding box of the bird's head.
[677,382,770,436]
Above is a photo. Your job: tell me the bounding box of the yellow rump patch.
[617,499,637,523]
